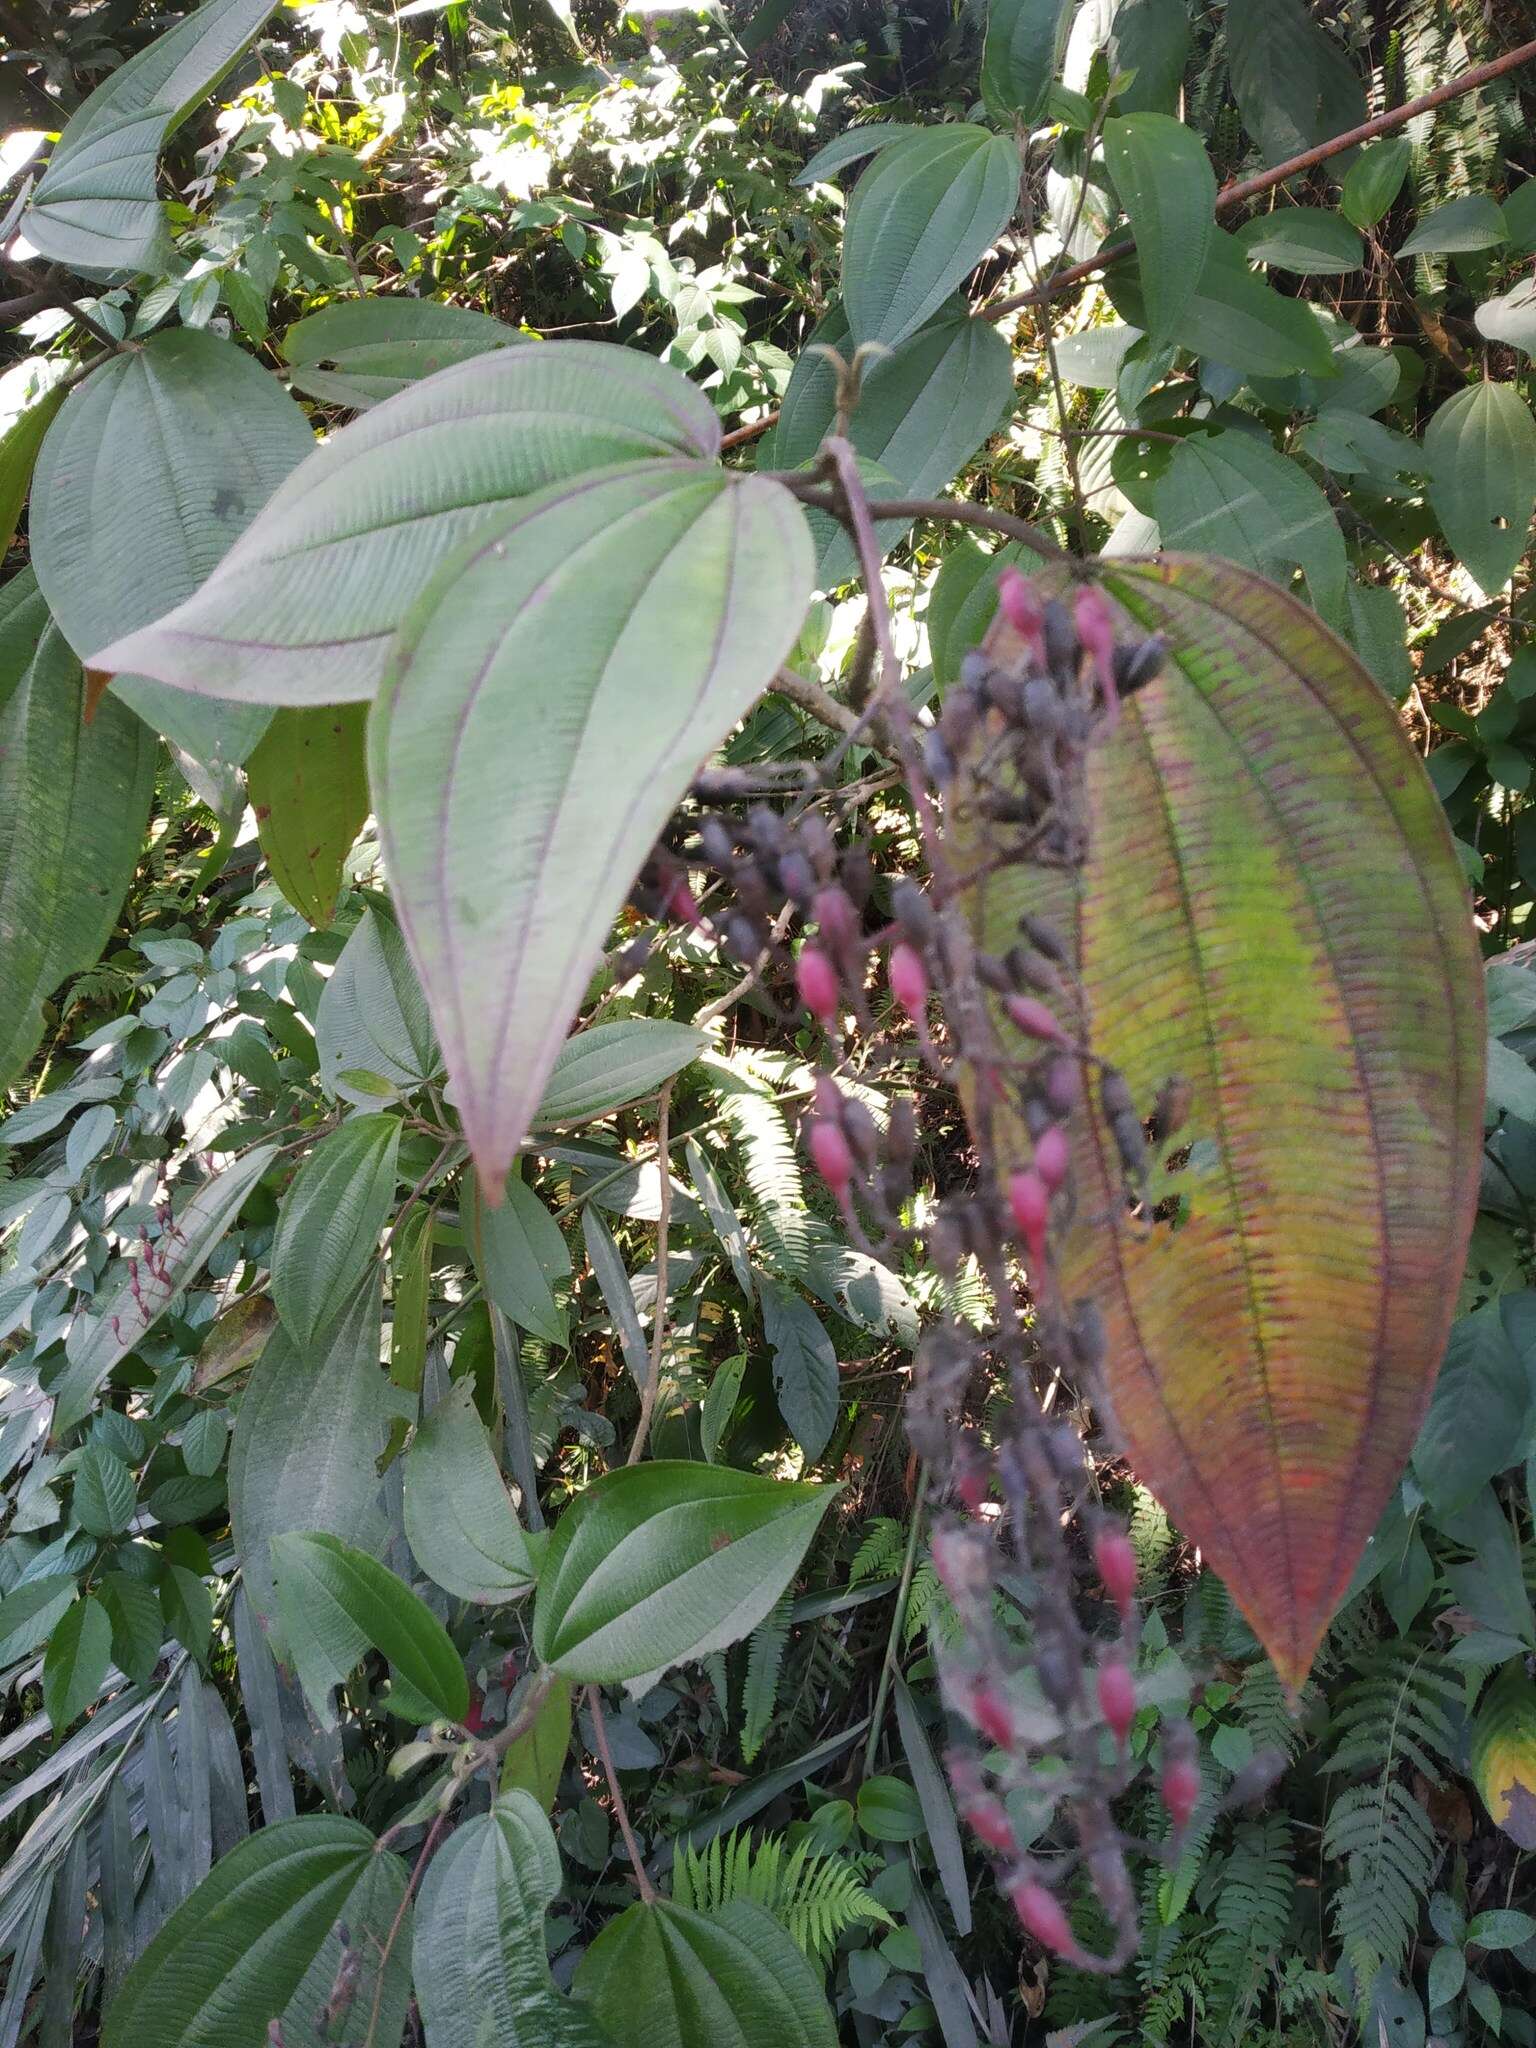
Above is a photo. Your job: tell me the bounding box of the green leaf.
[980,0,1072,126]
[273,1530,469,1726]
[101,1816,383,2048]
[32,329,314,778]
[0,1575,76,1666]
[1151,430,1347,623]
[315,907,437,1108]
[0,368,66,561]
[534,1020,708,1127]
[701,1353,749,1465]
[1340,136,1410,230]
[1052,322,1143,391]
[965,556,1482,1690]
[229,1275,392,1632]
[55,1143,278,1432]
[791,124,915,188]
[532,1461,838,1688]
[1427,1944,1465,2010]
[73,1444,137,1537]
[1414,1306,1530,1514]
[760,1279,839,1462]
[414,1792,605,2048]
[162,1563,213,1664]
[841,127,1021,352]
[1105,0,1190,116]
[464,1171,571,1347]
[1470,1908,1536,1952]
[21,0,276,276]
[279,1851,411,2048]
[856,1775,926,1843]
[42,1595,110,1729]
[404,1380,534,1602]
[100,1571,162,1688]
[1475,278,1536,361]
[270,1113,401,1352]
[1425,381,1536,597]
[368,459,812,1192]
[928,534,1031,689]
[1470,1667,1536,1849]
[181,1408,229,1478]
[686,1138,754,1302]
[89,340,722,709]
[499,1675,574,1811]
[389,1204,433,1393]
[582,1204,650,1388]
[1102,116,1216,344]
[280,299,521,409]
[1225,0,1364,173]
[1106,229,1334,379]
[892,1676,971,1936]
[1235,207,1363,275]
[0,578,155,1090]
[247,705,370,928]
[573,1897,837,2048]
[1398,192,1508,258]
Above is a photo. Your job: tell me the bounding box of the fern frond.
[1128,1485,1174,1587]
[1324,1778,1439,1998]
[1202,1818,1296,2042]
[1326,1644,1459,1784]
[740,1594,791,1765]
[671,1827,891,1965]
[849,1517,905,1585]
[698,1051,810,1280]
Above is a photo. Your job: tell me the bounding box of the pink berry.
[1044,1056,1080,1115]
[1010,1878,1077,1958]
[1074,587,1120,726]
[970,1682,1016,1752]
[808,1118,853,1194]
[814,1073,845,1121]
[1004,994,1067,1044]
[1093,1528,1138,1620]
[889,941,929,1018]
[664,875,704,929]
[1033,1123,1070,1192]
[1161,1755,1201,1833]
[813,885,857,949]
[963,1797,1014,1854]
[997,566,1046,657]
[1097,1657,1136,1748]
[796,945,840,1024]
[1008,1168,1050,1267]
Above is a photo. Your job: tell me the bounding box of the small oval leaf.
[270,1113,401,1351]
[273,1530,469,1725]
[404,1380,535,1602]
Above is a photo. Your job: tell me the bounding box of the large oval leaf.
[1102,113,1215,345]
[280,298,521,410]
[1471,1666,1536,1850]
[247,704,370,927]
[980,0,1072,126]
[101,1816,385,2048]
[368,459,812,1192]
[0,576,155,1089]
[272,1530,468,1726]
[533,1019,708,1127]
[315,906,437,1107]
[21,0,276,277]
[842,126,1021,352]
[573,1899,836,2048]
[269,1112,401,1351]
[531,1461,837,1687]
[31,328,314,774]
[961,556,1482,1688]
[403,1380,534,1603]
[88,341,723,709]
[1106,229,1335,380]
[414,1793,607,2048]
[1425,380,1536,599]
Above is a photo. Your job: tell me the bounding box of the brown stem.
[981,36,1536,321]
[474,1664,558,1770]
[776,478,1067,563]
[771,663,862,735]
[625,1080,674,1466]
[588,1687,657,1902]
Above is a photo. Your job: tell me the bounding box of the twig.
[981,35,1536,321]
[364,1796,454,2047]
[777,481,1066,562]
[722,414,777,449]
[588,1686,657,1901]
[771,663,862,735]
[472,1664,558,1770]
[626,1080,674,1466]
[863,1472,926,1777]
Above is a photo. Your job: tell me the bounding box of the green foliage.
[671,1828,892,1966]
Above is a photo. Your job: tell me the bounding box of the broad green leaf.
[532,1461,838,1687]
[279,1851,411,2048]
[534,1019,708,1127]
[181,1408,229,1478]
[856,1775,926,1843]
[841,126,1021,352]
[686,1138,754,1302]
[928,534,1031,688]
[101,1815,382,2048]
[247,705,370,928]
[573,1897,837,2048]
[72,1445,136,1538]
[368,459,812,1191]
[962,556,1482,1689]
[701,1353,749,1464]
[1413,1305,1529,1513]
[43,1596,110,1730]
[1052,323,1142,391]
[1235,207,1363,275]
[1398,192,1508,258]
[1225,0,1364,173]
[404,1380,535,1601]
[273,1530,469,1726]
[463,1171,571,1347]
[315,907,437,1107]
[280,299,520,409]
[32,329,314,776]
[1471,1666,1536,1849]
[0,578,155,1090]
[89,341,722,708]
[791,124,914,188]
[980,0,1072,126]
[0,1576,75,1665]
[1151,430,1347,624]
[1105,0,1190,116]
[229,1276,392,1632]
[1425,381,1536,597]
[270,1113,401,1352]
[414,1792,605,2048]
[760,1278,838,1462]
[771,302,1013,582]
[54,1144,278,1432]
[1340,136,1410,230]
[893,1675,971,1936]
[499,1675,574,1811]
[21,0,276,276]
[1475,278,1536,361]
[0,364,66,560]
[1106,230,1334,379]
[581,1205,650,1387]
[389,1204,432,1392]
[100,1571,163,1688]
[1102,115,1215,343]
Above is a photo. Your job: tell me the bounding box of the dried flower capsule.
[840,848,874,908]
[1097,1655,1136,1749]
[746,803,786,858]
[1019,913,1067,964]
[724,914,762,965]
[1042,597,1078,682]
[1021,673,1064,731]
[813,884,857,950]
[1033,1123,1070,1192]
[796,945,840,1023]
[1093,1526,1138,1620]
[889,940,929,1018]
[841,1097,880,1171]
[1150,1074,1192,1144]
[808,1118,853,1195]
[1068,1299,1105,1371]
[1005,994,1068,1044]
[777,849,816,908]
[698,816,736,868]
[814,1072,845,1122]
[891,879,936,948]
[997,565,1046,653]
[1010,1877,1078,1958]
[924,730,956,785]
[664,875,704,929]
[1008,1168,1050,1266]
[1099,1069,1137,1122]
[1111,1109,1148,1179]
[1044,1057,1080,1115]
[887,1097,917,1164]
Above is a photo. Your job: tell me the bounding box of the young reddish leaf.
[963,557,1482,1689]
